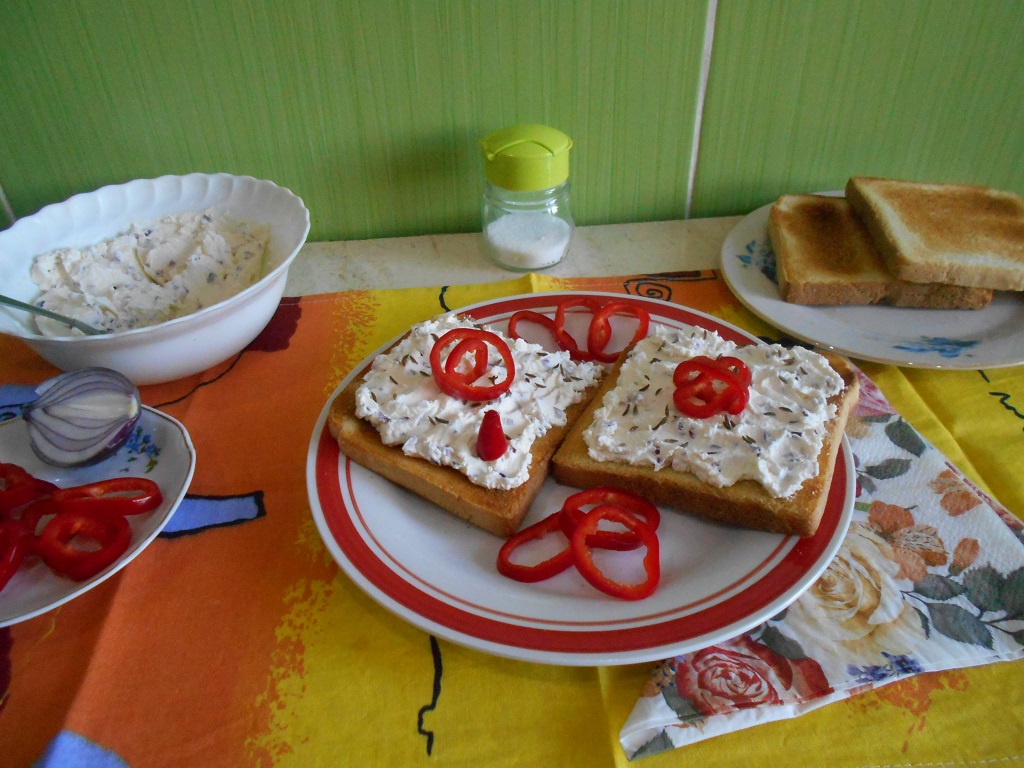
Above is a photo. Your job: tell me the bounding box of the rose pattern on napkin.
[622,369,1024,760]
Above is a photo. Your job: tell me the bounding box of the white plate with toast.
[307,293,855,666]
[721,194,1024,369]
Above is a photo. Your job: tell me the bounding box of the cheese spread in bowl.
[0,174,310,384]
[31,210,270,336]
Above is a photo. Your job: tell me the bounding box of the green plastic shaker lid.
[480,124,573,191]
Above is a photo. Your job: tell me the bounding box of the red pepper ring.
[570,505,660,600]
[0,519,33,592]
[430,328,516,402]
[507,310,558,345]
[496,512,574,583]
[0,462,42,515]
[9,496,58,539]
[559,487,661,551]
[444,337,489,383]
[714,356,752,387]
[36,511,132,581]
[553,298,606,362]
[51,477,163,517]
[672,356,750,418]
[586,301,652,364]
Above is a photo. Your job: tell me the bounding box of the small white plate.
[307,292,854,666]
[720,194,1024,369]
[0,407,195,627]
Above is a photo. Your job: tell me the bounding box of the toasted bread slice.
[768,194,993,309]
[846,177,1024,291]
[327,322,602,538]
[552,338,859,538]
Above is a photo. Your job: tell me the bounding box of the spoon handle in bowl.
[0,294,106,336]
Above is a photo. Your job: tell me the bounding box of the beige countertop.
[284,216,743,295]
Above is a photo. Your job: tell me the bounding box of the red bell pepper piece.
[559,487,660,551]
[444,337,489,382]
[552,298,605,362]
[586,301,652,363]
[672,356,750,418]
[51,477,163,517]
[570,505,660,600]
[476,409,508,461]
[36,510,132,581]
[0,519,33,592]
[507,310,559,346]
[0,463,42,515]
[7,495,57,538]
[430,328,515,402]
[496,512,574,583]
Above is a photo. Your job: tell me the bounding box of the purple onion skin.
[22,367,142,467]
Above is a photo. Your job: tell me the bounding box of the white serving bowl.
[0,173,310,384]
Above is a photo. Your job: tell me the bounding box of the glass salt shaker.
[479,124,574,271]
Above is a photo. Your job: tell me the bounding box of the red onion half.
[21,368,142,466]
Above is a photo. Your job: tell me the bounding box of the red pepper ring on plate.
[553,298,607,362]
[0,462,42,515]
[0,519,33,592]
[507,309,587,361]
[496,512,574,583]
[36,510,132,581]
[51,477,163,517]
[672,356,750,418]
[586,301,652,364]
[507,309,558,344]
[9,495,58,539]
[559,487,661,551]
[430,328,516,402]
[571,505,660,600]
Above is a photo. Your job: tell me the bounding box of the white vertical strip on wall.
[685,0,718,219]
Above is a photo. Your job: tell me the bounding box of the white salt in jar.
[480,124,574,271]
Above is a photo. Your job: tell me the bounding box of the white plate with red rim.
[307,292,854,666]
[720,193,1024,369]
[0,406,195,627]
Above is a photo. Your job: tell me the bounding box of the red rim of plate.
[310,292,852,660]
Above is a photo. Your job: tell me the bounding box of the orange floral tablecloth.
[1,271,1022,768]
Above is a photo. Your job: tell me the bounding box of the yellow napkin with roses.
[620,367,1024,758]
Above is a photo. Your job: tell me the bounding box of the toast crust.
[327,349,600,538]
[846,177,1024,291]
[769,194,993,309]
[551,350,860,537]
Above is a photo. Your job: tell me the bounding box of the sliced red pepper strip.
[672,356,750,418]
[444,337,488,383]
[430,328,515,402]
[9,495,57,539]
[553,298,605,362]
[0,519,33,592]
[715,356,752,387]
[507,310,558,345]
[586,301,652,363]
[51,477,163,517]
[570,505,660,600]
[0,463,41,515]
[496,512,574,583]
[36,510,132,581]
[559,487,660,551]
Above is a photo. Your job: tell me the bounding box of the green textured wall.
[2,0,1022,242]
